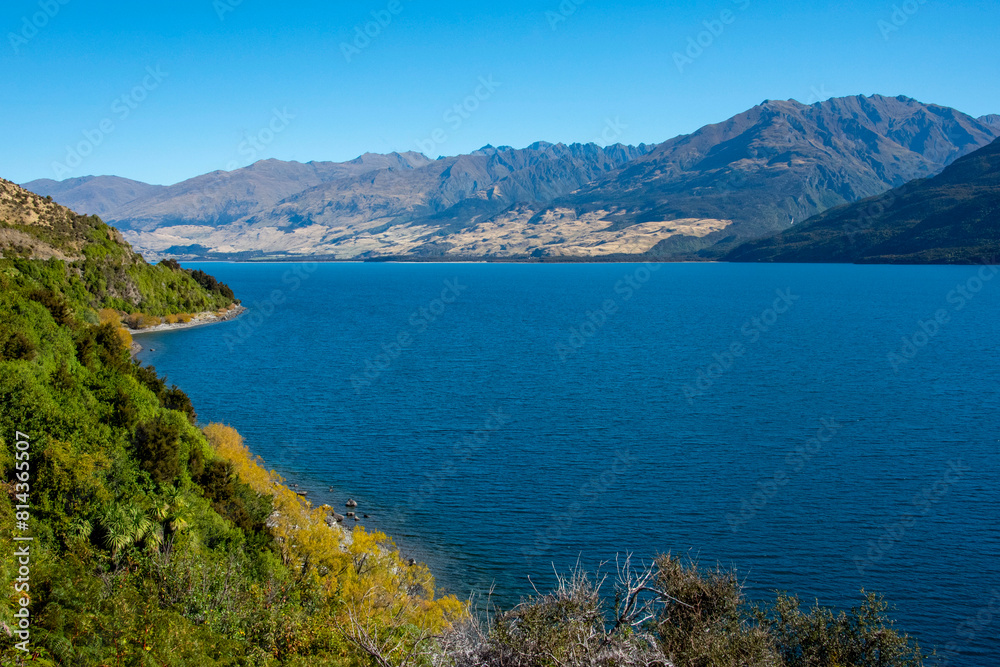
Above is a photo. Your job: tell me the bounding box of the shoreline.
[129,304,245,357]
[131,304,246,336]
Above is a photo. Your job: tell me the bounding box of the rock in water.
[346,499,358,508]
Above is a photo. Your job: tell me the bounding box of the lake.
[137,262,1000,664]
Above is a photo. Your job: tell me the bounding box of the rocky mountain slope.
[725,137,1000,264]
[524,95,1000,258]
[27,143,652,258]
[1,176,125,260]
[23,95,999,260]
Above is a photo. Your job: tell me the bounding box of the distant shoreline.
[148,255,717,265]
[152,255,993,266]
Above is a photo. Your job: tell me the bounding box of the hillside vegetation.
[1,178,236,317]
[0,183,465,665]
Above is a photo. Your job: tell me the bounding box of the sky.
[2,0,998,186]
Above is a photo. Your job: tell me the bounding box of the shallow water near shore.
[138,262,1000,664]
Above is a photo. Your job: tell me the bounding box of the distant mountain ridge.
[23,95,1000,260]
[725,137,1000,264]
[527,95,1000,258]
[23,175,166,219]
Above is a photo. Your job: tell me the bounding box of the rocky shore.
[129,304,245,355]
[132,304,246,335]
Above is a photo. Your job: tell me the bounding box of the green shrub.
[0,328,36,361]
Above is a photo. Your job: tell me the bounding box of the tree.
[151,486,191,555]
[99,503,160,562]
[134,416,182,486]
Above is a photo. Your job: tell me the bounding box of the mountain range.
[23,94,1000,261]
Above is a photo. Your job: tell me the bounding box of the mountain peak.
[979,114,1000,130]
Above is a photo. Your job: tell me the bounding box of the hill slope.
[724,137,1000,264]
[0,177,237,315]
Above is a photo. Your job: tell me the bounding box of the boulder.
[346,499,358,508]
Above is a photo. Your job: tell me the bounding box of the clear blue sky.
[2,0,997,185]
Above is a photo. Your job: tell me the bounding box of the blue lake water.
[137,262,1000,664]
